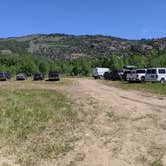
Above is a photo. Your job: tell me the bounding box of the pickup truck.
[127,69,146,82]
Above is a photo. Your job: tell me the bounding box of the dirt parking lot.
[56,78,166,166]
[0,78,166,166]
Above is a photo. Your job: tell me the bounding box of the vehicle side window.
[158,69,166,74]
[151,69,156,74]
[147,69,151,74]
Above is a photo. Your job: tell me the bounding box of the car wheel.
[160,78,165,84]
[141,76,145,82]
[94,76,97,79]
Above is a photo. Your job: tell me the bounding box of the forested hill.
[0,34,166,76]
[0,33,166,60]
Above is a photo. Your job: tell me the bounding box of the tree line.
[0,50,166,76]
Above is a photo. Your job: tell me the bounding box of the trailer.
[92,67,110,79]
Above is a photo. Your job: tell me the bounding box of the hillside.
[0,34,166,76]
[1,34,166,60]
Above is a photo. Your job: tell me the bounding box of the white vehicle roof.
[95,67,110,69]
[147,68,166,69]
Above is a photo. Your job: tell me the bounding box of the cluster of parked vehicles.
[0,71,60,81]
[92,66,166,83]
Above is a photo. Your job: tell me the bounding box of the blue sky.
[0,0,166,39]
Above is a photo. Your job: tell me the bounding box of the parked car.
[0,72,10,81]
[92,67,110,79]
[104,70,123,81]
[121,66,136,81]
[145,68,166,83]
[16,73,27,80]
[111,70,122,80]
[5,72,11,79]
[127,69,146,82]
[104,71,112,80]
[122,70,133,81]
[136,69,147,82]
[33,73,44,81]
[118,69,124,79]
[48,71,60,81]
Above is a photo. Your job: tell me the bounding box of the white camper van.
[92,67,110,79]
[145,68,166,83]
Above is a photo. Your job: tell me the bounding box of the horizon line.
[0,32,166,41]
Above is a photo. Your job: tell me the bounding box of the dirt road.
[56,78,166,166]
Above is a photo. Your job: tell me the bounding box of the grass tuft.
[151,160,163,166]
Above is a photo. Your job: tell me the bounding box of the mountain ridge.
[0,33,166,60]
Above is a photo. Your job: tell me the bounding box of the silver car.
[16,73,27,80]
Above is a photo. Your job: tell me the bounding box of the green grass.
[101,80,166,95]
[0,79,78,165]
[151,160,163,166]
[0,89,75,141]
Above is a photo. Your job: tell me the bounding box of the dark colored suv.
[48,71,60,81]
[104,71,112,80]
[0,72,11,81]
[33,73,44,80]
[104,70,122,81]
[111,70,122,80]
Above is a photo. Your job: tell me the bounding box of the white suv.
[145,68,166,83]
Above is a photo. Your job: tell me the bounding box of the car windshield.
[50,73,58,76]
[17,73,25,76]
[35,73,41,76]
[49,71,58,76]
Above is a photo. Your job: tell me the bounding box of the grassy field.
[0,78,165,166]
[100,80,166,95]
[0,79,78,165]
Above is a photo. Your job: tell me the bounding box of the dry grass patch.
[0,80,78,165]
[100,80,166,95]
